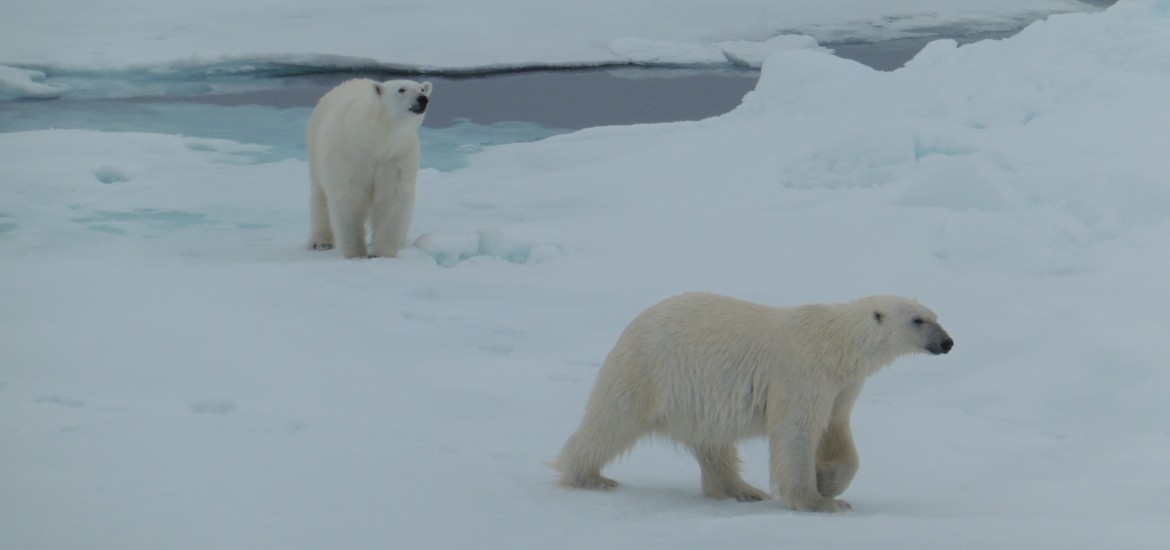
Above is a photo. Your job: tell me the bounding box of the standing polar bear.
[307,78,432,258]
[555,292,954,513]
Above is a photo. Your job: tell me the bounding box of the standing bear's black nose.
[412,95,429,113]
[939,338,954,354]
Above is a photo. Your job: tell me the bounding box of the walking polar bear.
[555,292,954,513]
[307,78,432,258]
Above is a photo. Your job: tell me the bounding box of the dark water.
[121,67,763,131]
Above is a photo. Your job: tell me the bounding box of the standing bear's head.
[862,296,954,357]
[372,79,433,117]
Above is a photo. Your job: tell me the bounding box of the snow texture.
[4,1,1170,550]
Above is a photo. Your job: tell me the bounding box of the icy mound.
[411,226,561,266]
[715,0,1170,276]
[0,65,66,99]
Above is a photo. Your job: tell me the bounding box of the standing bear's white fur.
[307,78,432,258]
[555,292,954,513]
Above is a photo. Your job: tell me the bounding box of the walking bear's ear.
[374,82,383,96]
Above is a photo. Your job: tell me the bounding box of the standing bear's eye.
[912,317,924,325]
[398,88,406,94]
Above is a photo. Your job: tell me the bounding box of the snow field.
[3,1,1170,549]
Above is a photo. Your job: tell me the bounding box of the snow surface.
[4,0,1170,549]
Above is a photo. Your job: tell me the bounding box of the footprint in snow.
[35,395,87,408]
[92,166,130,184]
[189,398,237,415]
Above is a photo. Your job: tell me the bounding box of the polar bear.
[555,292,953,513]
[306,78,432,258]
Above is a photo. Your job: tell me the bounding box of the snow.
[4,0,1170,549]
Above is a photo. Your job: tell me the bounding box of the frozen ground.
[4,1,1170,549]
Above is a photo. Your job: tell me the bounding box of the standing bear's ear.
[421,81,433,96]
[373,82,383,96]
[873,310,885,323]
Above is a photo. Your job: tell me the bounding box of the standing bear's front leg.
[326,188,373,259]
[368,163,416,258]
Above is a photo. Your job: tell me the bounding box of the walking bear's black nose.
[926,336,955,355]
